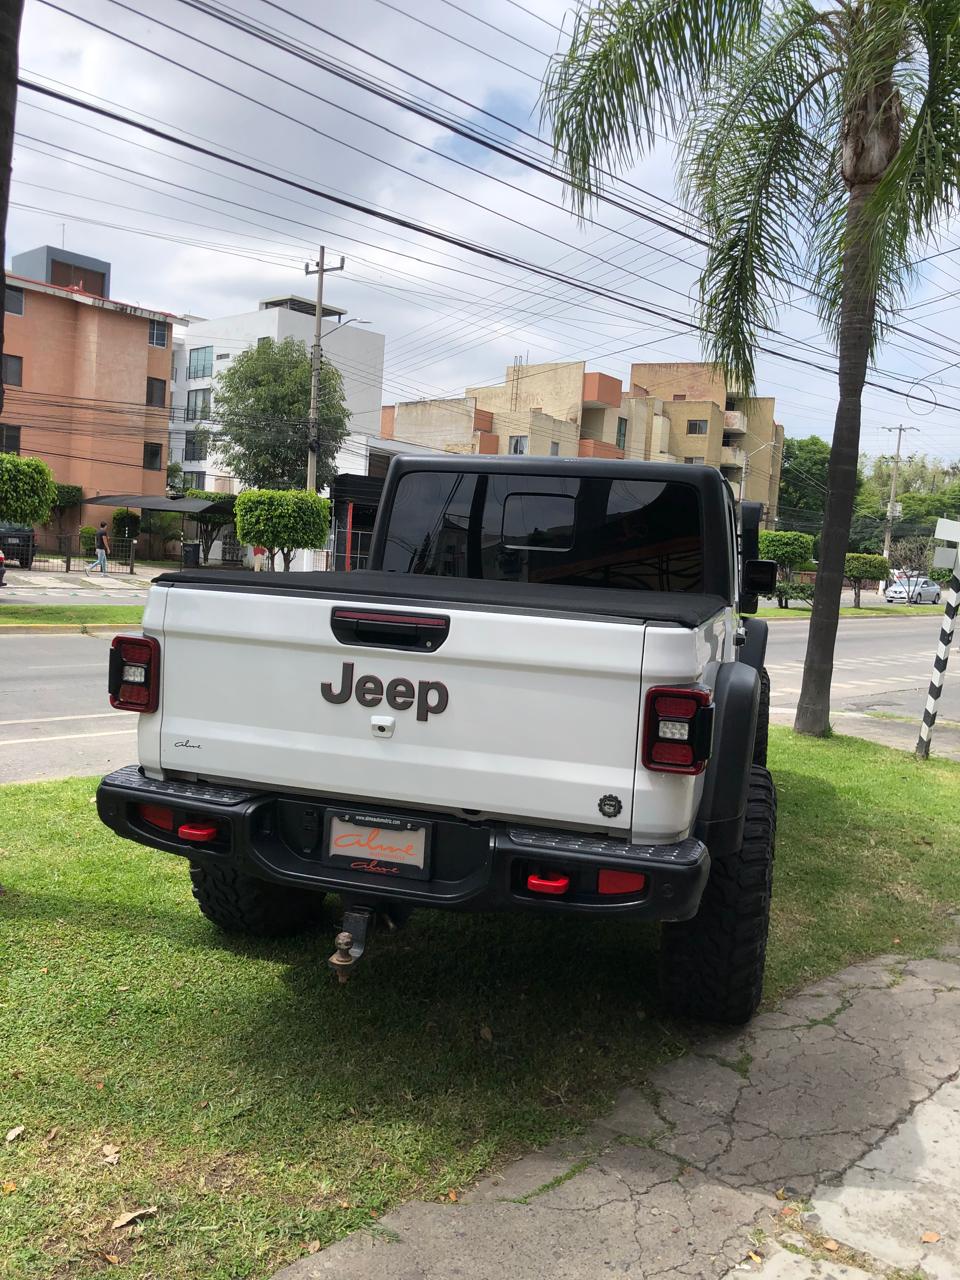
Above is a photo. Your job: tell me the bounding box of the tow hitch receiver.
[328,907,376,983]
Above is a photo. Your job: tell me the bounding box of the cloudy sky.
[11,0,960,461]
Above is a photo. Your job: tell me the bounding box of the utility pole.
[304,248,344,492]
[881,424,918,561]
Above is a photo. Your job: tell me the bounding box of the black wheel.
[189,862,323,937]
[659,766,776,1025]
[753,667,770,768]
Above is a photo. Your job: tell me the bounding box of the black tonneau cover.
[155,569,727,628]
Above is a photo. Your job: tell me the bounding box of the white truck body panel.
[144,585,723,839]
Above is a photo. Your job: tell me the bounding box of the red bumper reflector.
[178,823,219,843]
[651,741,695,766]
[597,869,648,895]
[527,872,570,895]
[139,803,174,831]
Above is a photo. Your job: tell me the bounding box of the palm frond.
[681,5,841,388]
[541,0,764,211]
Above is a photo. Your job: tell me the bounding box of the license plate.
[324,810,431,880]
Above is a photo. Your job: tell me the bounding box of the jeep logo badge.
[321,661,449,722]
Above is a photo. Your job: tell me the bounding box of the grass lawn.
[0,606,144,628]
[2,728,958,1279]
[756,603,943,620]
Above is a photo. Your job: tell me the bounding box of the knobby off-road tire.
[659,766,776,1025]
[753,667,770,768]
[189,862,323,937]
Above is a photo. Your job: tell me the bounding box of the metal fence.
[25,535,138,574]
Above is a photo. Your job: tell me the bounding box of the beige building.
[382,360,784,524]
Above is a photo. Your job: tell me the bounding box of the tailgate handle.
[331,608,450,652]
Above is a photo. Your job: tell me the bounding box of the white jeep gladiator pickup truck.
[97,457,777,1024]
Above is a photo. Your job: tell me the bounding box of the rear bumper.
[97,766,710,921]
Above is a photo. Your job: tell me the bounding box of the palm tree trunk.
[794,183,878,735]
[0,0,25,419]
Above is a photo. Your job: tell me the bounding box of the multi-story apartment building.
[383,359,784,524]
[168,296,386,492]
[1,246,173,530]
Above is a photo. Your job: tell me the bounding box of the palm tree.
[543,0,960,736]
[0,0,25,420]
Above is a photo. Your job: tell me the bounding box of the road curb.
[0,624,136,635]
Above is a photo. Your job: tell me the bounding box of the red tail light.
[108,635,160,713]
[642,686,714,775]
[139,803,174,831]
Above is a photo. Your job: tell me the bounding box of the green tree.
[234,490,330,572]
[0,454,56,525]
[759,529,815,607]
[844,552,889,607]
[778,436,831,526]
[49,482,82,535]
[186,489,236,565]
[112,508,140,539]
[214,338,349,491]
[166,460,184,495]
[544,0,960,736]
[759,530,814,575]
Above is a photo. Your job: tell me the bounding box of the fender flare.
[695,662,760,855]
[739,617,768,673]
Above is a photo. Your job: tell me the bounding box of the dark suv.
[0,524,36,568]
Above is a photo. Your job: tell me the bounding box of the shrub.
[759,530,815,578]
[112,508,141,539]
[79,525,97,555]
[843,553,889,608]
[234,490,330,571]
[0,455,57,525]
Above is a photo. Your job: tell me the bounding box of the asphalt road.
[1,614,955,783]
[0,631,139,784]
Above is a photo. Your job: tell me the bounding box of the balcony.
[579,439,624,459]
[721,446,745,469]
[724,410,747,434]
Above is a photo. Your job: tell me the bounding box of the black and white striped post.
[916,517,960,759]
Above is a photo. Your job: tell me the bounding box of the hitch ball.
[328,931,355,983]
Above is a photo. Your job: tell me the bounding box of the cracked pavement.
[274,948,960,1280]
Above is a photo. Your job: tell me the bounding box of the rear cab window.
[380,471,705,593]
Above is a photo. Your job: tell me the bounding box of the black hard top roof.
[385,454,733,496]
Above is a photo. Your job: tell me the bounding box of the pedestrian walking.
[89,522,111,574]
[253,544,267,572]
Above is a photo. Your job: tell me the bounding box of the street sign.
[935,517,960,543]
[934,547,957,569]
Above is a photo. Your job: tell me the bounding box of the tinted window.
[381,471,703,592]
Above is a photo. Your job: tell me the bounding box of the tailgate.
[154,586,646,832]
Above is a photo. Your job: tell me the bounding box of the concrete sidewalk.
[276,945,960,1280]
[2,568,153,592]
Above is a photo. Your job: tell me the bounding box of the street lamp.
[336,317,370,328]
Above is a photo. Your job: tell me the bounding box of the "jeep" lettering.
[321,662,449,721]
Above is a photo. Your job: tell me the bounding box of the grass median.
[2,728,958,1279]
[0,606,144,628]
[756,603,943,620]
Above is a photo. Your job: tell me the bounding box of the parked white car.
[885,576,941,604]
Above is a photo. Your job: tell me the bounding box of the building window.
[183,431,205,462]
[685,456,705,465]
[186,387,212,421]
[183,470,206,491]
[148,318,167,347]
[216,352,230,360]
[672,393,686,401]
[616,416,627,450]
[0,424,21,454]
[257,336,270,348]
[725,395,736,411]
[187,346,213,379]
[146,376,166,407]
[2,354,22,386]
[4,286,23,315]
[508,435,528,454]
[549,441,560,456]
[51,259,105,296]
[686,419,708,435]
[143,442,163,471]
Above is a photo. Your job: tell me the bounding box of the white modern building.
[168,295,386,492]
